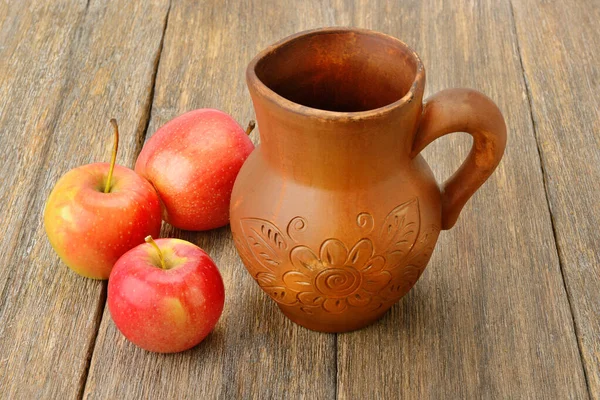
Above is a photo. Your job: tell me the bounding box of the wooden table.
[1,1,598,398]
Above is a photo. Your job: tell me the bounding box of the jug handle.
[410,88,507,230]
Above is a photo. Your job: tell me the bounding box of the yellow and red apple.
[44,120,162,279]
[135,109,255,231]
[108,237,225,353]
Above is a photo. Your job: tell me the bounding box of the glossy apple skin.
[135,109,255,231]
[108,238,225,353]
[44,163,162,279]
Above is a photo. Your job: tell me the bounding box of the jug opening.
[253,30,420,113]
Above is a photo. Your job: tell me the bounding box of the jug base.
[278,305,389,333]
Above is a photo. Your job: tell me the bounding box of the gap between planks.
[77,2,173,399]
[507,0,592,397]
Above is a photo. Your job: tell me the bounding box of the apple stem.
[104,119,119,193]
[245,120,256,135]
[145,236,166,270]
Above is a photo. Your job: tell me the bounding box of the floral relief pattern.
[286,238,390,314]
[235,198,439,315]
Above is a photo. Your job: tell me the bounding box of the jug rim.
[246,27,425,121]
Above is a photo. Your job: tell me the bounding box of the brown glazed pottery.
[231,27,507,333]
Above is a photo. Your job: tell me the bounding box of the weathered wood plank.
[0,1,169,398]
[512,0,600,396]
[335,0,589,398]
[83,0,340,398]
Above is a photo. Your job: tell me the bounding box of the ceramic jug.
[231,27,506,332]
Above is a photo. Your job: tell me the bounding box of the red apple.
[108,236,225,353]
[135,109,255,231]
[44,120,162,279]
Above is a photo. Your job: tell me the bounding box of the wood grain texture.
[83,1,341,398]
[512,0,600,397]
[334,0,589,398]
[0,0,169,397]
[2,0,596,398]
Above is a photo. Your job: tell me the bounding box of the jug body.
[231,148,442,332]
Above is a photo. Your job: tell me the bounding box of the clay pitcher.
[231,27,506,333]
